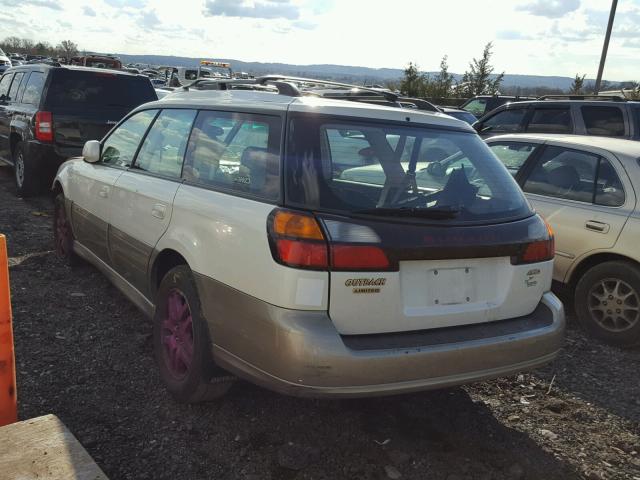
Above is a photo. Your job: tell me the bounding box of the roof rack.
[256,75,399,102]
[182,78,301,97]
[537,95,627,102]
[178,74,444,113]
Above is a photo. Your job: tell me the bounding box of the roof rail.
[537,94,627,102]
[255,75,399,102]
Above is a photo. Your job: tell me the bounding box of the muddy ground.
[1,165,638,480]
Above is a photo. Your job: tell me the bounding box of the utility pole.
[594,0,618,94]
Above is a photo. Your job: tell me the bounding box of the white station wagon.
[52,80,564,402]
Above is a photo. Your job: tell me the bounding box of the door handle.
[98,186,109,198]
[585,220,610,234]
[151,203,166,219]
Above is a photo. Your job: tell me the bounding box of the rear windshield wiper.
[354,206,461,219]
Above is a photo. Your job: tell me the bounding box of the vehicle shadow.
[202,382,582,480]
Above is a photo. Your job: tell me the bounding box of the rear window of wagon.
[285,114,532,225]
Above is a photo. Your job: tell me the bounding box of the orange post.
[0,234,16,426]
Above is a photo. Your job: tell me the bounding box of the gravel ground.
[1,164,639,480]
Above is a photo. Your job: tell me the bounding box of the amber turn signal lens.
[273,211,325,240]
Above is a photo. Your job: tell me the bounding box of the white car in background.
[487,134,640,347]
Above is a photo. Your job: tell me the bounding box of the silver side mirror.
[82,140,100,163]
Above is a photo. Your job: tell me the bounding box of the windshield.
[286,115,532,224]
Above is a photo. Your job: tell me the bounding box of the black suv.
[473,96,640,141]
[0,64,157,195]
[459,95,537,118]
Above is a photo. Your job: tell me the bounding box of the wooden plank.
[0,414,108,480]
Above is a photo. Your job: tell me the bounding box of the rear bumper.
[196,274,565,398]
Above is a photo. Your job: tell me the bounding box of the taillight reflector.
[331,245,390,270]
[35,111,53,142]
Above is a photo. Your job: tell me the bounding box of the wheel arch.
[567,252,640,289]
[149,248,190,299]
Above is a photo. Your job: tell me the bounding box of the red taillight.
[268,209,393,271]
[512,218,555,264]
[520,239,555,263]
[35,111,53,142]
[331,245,390,270]
[269,210,329,270]
[277,239,328,269]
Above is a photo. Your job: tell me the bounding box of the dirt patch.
[1,165,638,480]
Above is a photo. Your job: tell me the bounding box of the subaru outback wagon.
[52,84,564,402]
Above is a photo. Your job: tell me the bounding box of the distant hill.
[116,53,615,91]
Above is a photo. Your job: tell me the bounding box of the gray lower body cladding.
[194,273,565,398]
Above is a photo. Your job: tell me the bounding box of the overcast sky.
[0,0,638,80]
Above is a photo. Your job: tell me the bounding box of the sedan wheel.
[588,278,639,333]
[575,261,640,347]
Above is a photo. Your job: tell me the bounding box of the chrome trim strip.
[73,240,154,318]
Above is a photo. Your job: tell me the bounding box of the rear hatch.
[283,113,554,335]
[43,69,157,151]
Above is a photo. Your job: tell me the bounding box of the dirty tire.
[14,141,41,197]
[53,193,80,267]
[153,265,233,403]
[575,260,640,347]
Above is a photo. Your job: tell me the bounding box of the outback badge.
[345,278,386,294]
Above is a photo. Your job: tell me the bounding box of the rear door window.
[7,72,24,102]
[522,146,599,203]
[134,109,197,178]
[581,106,625,137]
[101,109,158,168]
[0,73,13,98]
[634,107,640,137]
[183,110,282,200]
[21,72,45,106]
[526,107,572,133]
[46,70,156,109]
[595,158,625,207]
[489,142,538,176]
[482,108,528,133]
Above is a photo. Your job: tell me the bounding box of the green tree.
[400,62,425,97]
[460,42,504,96]
[569,74,586,94]
[426,55,454,98]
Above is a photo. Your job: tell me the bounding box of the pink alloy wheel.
[162,289,194,379]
